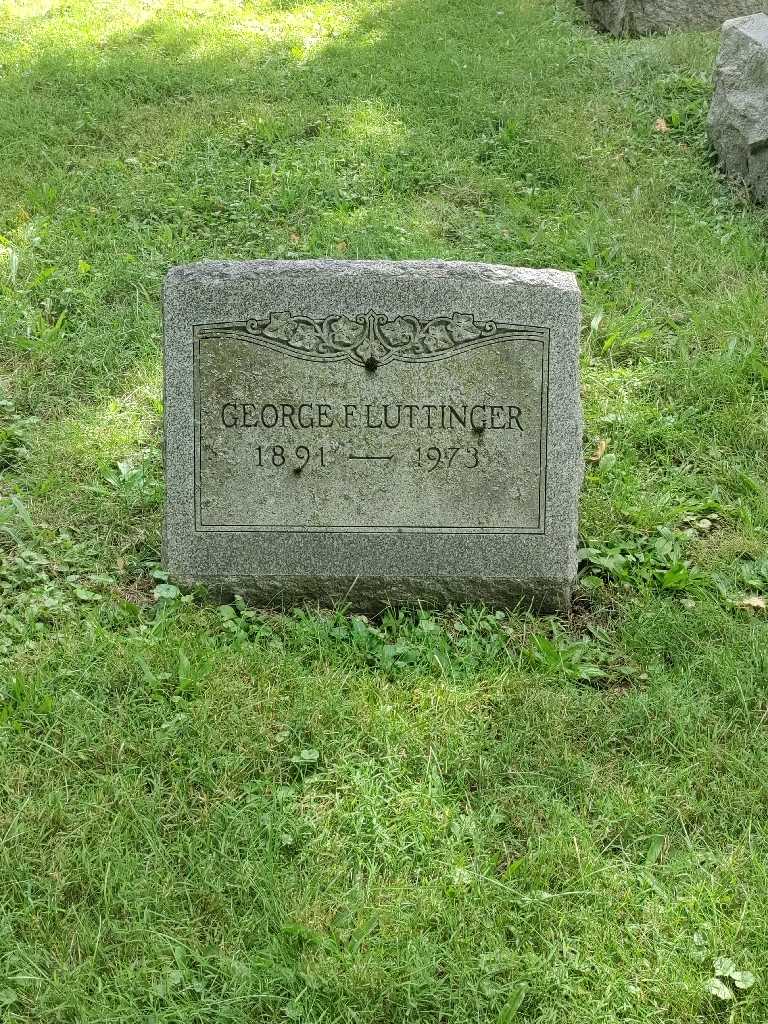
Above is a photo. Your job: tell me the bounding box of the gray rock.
[163,260,583,611]
[585,0,765,35]
[708,14,768,203]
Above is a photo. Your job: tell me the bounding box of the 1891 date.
[252,445,328,469]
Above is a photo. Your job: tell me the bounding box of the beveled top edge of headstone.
[163,259,579,295]
[720,12,768,39]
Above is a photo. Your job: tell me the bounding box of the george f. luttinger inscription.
[194,311,547,534]
[163,260,582,609]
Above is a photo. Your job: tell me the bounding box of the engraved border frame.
[191,319,550,536]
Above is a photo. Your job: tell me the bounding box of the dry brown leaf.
[735,594,767,612]
[590,439,608,463]
[654,117,670,133]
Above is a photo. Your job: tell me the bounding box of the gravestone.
[584,0,765,35]
[163,260,582,610]
[708,14,768,204]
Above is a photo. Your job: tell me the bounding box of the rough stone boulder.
[708,14,768,204]
[584,0,766,36]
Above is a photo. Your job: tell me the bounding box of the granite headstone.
[163,260,582,610]
[585,0,765,35]
[708,14,768,204]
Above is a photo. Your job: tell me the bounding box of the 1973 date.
[413,446,479,470]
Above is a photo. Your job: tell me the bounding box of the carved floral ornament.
[196,311,548,366]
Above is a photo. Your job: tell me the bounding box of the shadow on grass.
[0,0,613,408]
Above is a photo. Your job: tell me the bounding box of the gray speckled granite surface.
[585,0,765,35]
[708,15,768,204]
[163,259,582,611]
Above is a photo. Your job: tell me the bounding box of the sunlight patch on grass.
[233,0,371,54]
[1,0,58,18]
[29,355,161,492]
[1,0,370,60]
[342,99,406,144]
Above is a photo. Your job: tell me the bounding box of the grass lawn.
[2,0,768,1020]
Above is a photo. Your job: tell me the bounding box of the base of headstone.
[163,260,582,612]
[170,574,573,614]
[584,0,766,35]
